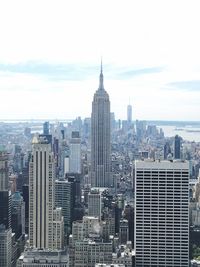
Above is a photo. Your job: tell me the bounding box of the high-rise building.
[174,135,181,159]
[0,151,9,191]
[0,225,12,267]
[119,219,129,245]
[135,160,189,267]
[22,184,29,234]
[11,191,25,239]
[127,104,132,125]
[0,150,12,267]
[29,136,54,249]
[88,189,102,219]
[29,136,64,250]
[0,190,11,229]
[69,131,81,174]
[55,179,75,239]
[43,121,50,135]
[91,62,112,187]
[52,207,64,250]
[164,142,171,160]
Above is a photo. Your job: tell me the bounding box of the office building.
[91,62,112,187]
[29,136,54,249]
[74,239,112,267]
[119,219,129,245]
[0,150,9,191]
[17,249,68,267]
[0,190,11,229]
[164,142,171,160]
[0,225,12,267]
[174,135,181,159]
[52,207,64,250]
[11,191,25,238]
[127,104,132,126]
[88,189,102,219]
[55,179,75,238]
[22,184,29,234]
[0,150,12,267]
[43,121,50,135]
[29,136,64,250]
[69,131,81,174]
[135,160,189,266]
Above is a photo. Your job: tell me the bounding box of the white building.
[135,160,189,267]
[29,137,64,250]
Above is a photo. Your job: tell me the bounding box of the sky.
[0,0,200,121]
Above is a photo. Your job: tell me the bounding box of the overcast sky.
[0,0,200,121]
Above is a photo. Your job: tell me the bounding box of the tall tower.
[174,134,181,159]
[69,131,81,174]
[135,160,189,266]
[0,150,12,267]
[127,104,132,125]
[29,136,54,249]
[0,150,9,191]
[91,62,111,187]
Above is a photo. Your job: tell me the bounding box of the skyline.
[0,0,200,120]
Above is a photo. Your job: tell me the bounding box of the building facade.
[17,249,68,267]
[55,179,75,238]
[69,131,81,174]
[88,189,102,219]
[135,160,189,267]
[29,137,54,249]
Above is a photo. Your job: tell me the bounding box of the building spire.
[99,58,104,90]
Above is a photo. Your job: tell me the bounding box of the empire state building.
[91,63,112,187]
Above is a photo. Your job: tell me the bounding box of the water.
[160,125,200,142]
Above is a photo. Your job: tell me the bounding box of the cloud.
[167,80,200,91]
[108,66,165,80]
[0,62,165,82]
[0,62,100,81]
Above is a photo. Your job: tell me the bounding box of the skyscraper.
[29,136,54,249]
[88,189,102,219]
[69,131,81,174]
[0,150,12,267]
[164,141,171,160]
[127,104,132,125]
[0,151,9,191]
[135,160,189,267]
[174,134,181,159]
[55,179,75,239]
[43,121,50,135]
[91,62,112,187]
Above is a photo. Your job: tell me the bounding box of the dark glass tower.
[91,63,112,187]
[174,135,181,159]
[0,191,11,229]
